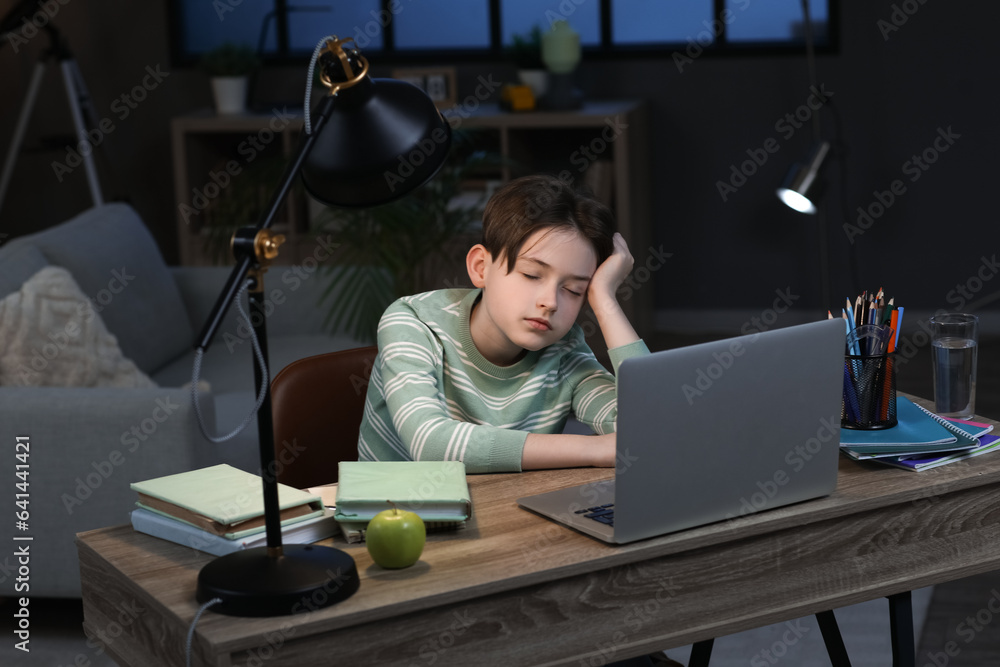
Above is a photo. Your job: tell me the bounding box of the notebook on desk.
[517,318,845,544]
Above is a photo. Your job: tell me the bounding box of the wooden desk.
[78,398,1000,667]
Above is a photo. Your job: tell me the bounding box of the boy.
[357,174,649,473]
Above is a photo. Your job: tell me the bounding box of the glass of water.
[929,313,979,418]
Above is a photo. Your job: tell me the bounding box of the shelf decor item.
[509,25,548,99]
[540,20,582,110]
[201,42,260,114]
[191,34,451,617]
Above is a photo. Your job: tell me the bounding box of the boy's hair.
[480,174,616,273]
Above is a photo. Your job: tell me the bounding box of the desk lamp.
[194,35,452,616]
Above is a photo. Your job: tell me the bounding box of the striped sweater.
[357,289,649,473]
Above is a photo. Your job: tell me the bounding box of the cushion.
[0,242,48,299]
[0,266,156,388]
[27,203,194,373]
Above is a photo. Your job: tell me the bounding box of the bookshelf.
[170,99,652,335]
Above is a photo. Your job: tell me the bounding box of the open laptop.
[517,318,845,543]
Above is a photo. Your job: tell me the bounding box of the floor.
[3,331,997,667]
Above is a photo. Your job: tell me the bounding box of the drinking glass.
[929,313,979,419]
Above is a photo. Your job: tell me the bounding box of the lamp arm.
[194,94,338,352]
[191,94,338,554]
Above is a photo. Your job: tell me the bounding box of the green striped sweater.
[357,289,649,473]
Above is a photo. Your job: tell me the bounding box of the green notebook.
[130,464,323,537]
[334,461,472,522]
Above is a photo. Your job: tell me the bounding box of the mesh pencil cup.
[842,353,897,430]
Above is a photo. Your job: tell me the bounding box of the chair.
[270,346,379,489]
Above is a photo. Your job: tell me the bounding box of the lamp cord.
[303,34,338,135]
[191,279,269,443]
[185,597,223,667]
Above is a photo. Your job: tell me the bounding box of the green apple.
[366,503,426,569]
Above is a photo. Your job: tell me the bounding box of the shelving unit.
[171,99,652,335]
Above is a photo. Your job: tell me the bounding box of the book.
[130,507,341,556]
[336,518,466,544]
[306,481,467,543]
[839,397,984,455]
[333,461,472,523]
[130,464,324,538]
[842,416,994,460]
[866,434,1000,472]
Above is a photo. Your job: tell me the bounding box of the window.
[169,0,835,65]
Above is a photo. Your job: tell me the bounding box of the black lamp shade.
[776,141,830,215]
[301,78,452,207]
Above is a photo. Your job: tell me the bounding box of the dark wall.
[1,1,996,319]
[603,0,1000,317]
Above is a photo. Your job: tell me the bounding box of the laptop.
[517,318,845,543]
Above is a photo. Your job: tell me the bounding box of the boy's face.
[469,227,597,365]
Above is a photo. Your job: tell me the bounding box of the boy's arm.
[522,432,616,469]
[588,232,641,350]
[374,307,527,473]
[522,332,649,470]
[568,336,649,436]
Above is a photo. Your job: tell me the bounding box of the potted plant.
[311,132,506,342]
[201,42,260,114]
[508,25,548,99]
[199,155,290,264]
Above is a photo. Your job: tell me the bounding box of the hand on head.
[587,233,634,310]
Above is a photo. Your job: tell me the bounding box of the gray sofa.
[0,203,363,597]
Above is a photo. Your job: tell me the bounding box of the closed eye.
[521,273,540,281]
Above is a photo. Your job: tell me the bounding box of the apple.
[366,503,426,569]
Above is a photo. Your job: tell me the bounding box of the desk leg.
[815,610,852,667]
[888,591,915,667]
[688,638,714,667]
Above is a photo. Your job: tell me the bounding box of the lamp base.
[196,544,360,617]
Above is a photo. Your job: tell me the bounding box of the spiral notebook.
[517,319,845,544]
[839,397,988,456]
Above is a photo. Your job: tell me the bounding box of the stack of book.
[841,397,998,471]
[331,461,472,543]
[129,464,340,556]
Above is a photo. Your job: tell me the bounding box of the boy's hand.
[587,233,640,350]
[588,232,634,310]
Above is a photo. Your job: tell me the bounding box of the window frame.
[167,0,839,67]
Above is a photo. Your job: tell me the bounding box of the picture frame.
[391,67,457,108]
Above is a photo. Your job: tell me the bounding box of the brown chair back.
[270,346,378,488]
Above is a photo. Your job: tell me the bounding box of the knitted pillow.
[0,266,156,388]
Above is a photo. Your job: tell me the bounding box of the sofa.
[0,203,364,597]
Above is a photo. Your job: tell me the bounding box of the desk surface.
[78,395,1000,667]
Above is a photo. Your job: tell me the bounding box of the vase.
[211,76,248,115]
[517,69,549,99]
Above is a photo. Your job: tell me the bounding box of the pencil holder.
[842,353,897,430]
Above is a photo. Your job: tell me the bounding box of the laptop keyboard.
[577,503,615,526]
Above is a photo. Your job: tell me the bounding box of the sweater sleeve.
[375,305,528,474]
[571,337,650,435]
